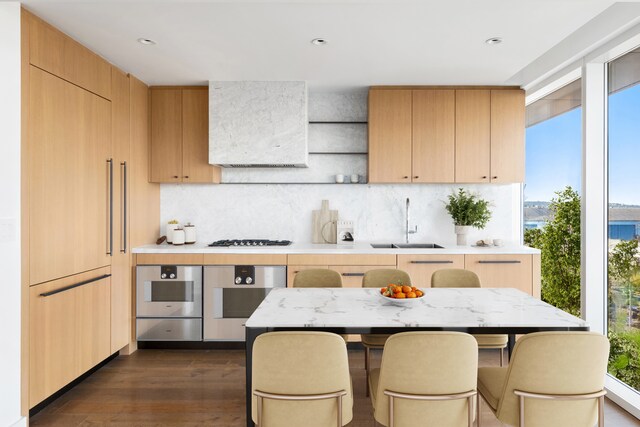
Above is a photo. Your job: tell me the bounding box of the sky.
[525,84,640,205]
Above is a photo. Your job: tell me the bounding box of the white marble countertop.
[245,288,587,330]
[132,241,539,255]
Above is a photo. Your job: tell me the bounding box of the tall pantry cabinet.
[21,10,159,410]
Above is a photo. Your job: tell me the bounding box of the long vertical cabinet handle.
[120,161,127,253]
[107,158,113,256]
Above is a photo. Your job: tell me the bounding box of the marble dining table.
[243,287,589,427]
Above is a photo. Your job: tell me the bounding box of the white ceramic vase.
[455,225,471,246]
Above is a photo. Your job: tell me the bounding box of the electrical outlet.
[0,218,17,242]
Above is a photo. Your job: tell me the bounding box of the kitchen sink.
[370,243,444,249]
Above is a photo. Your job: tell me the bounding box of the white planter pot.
[455,225,472,246]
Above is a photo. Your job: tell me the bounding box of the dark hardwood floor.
[30,349,640,426]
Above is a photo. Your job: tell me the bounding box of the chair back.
[293,269,342,288]
[252,331,353,426]
[431,269,480,288]
[374,332,478,427]
[496,332,610,427]
[362,269,411,288]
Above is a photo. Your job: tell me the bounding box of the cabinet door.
[368,90,412,183]
[29,268,111,407]
[182,88,221,183]
[287,265,329,287]
[464,254,533,295]
[397,254,465,288]
[111,68,131,352]
[29,67,111,285]
[29,14,111,99]
[490,90,525,183]
[412,90,455,183]
[455,90,491,183]
[150,89,182,183]
[330,265,396,288]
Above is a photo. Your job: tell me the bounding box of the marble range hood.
[208,81,309,168]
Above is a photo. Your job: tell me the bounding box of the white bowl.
[377,291,424,306]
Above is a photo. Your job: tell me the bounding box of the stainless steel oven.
[204,265,286,341]
[136,265,203,341]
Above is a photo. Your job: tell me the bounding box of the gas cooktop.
[208,239,292,247]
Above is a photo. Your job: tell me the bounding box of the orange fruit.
[402,285,412,294]
[415,290,423,297]
[393,286,402,293]
[411,287,417,292]
[380,287,386,293]
[395,292,406,299]
[407,292,416,298]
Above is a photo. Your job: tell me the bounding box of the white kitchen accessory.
[166,221,179,244]
[337,220,355,246]
[184,223,197,244]
[350,174,359,183]
[172,228,185,245]
[493,238,504,247]
[335,174,344,183]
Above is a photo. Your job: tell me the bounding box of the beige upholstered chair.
[477,331,609,427]
[361,268,413,396]
[369,331,479,427]
[252,331,353,427]
[293,268,343,288]
[431,268,509,366]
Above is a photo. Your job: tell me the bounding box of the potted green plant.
[445,188,492,245]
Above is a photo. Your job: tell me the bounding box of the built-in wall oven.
[136,265,203,341]
[203,265,286,341]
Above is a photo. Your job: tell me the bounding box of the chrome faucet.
[406,197,417,243]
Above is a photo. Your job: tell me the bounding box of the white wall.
[162,91,521,245]
[0,3,25,426]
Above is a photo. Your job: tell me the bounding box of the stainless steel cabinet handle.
[478,260,521,264]
[40,274,111,297]
[342,273,365,277]
[107,159,113,256]
[410,260,454,264]
[120,161,127,254]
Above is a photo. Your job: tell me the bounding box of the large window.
[608,48,640,393]
[523,80,582,316]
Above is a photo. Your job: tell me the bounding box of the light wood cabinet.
[28,66,111,285]
[464,254,533,295]
[110,68,131,353]
[412,90,456,183]
[368,90,412,183]
[455,90,491,183]
[490,90,525,183]
[29,268,111,407]
[397,254,465,288]
[28,14,111,99]
[150,87,220,183]
[368,87,525,184]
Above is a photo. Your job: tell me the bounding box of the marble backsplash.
[160,183,522,245]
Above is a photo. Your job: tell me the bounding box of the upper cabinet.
[29,14,111,99]
[368,87,525,184]
[150,87,221,183]
[368,90,412,183]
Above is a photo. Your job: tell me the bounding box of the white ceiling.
[21,0,622,90]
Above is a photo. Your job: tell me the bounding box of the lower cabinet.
[29,268,111,407]
[464,254,533,295]
[397,254,465,288]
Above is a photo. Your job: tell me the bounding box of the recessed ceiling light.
[485,37,503,45]
[311,38,328,46]
[137,38,156,45]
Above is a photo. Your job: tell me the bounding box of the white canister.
[166,222,179,244]
[172,228,185,245]
[184,223,197,244]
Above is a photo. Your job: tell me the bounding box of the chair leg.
[476,394,481,427]
[519,394,525,427]
[467,395,474,427]
[500,347,504,367]
[365,346,370,397]
[598,395,605,427]
[388,394,395,427]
